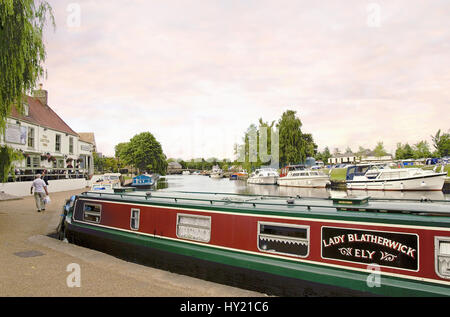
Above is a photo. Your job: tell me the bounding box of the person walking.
[30,174,49,212]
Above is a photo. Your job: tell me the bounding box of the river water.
[157,175,449,201]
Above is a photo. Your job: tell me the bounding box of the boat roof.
[79,190,450,223]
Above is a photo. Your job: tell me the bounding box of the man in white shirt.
[30,174,49,212]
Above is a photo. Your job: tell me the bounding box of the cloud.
[41,0,450,158]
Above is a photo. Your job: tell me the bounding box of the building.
[167,161,183,174]
[328,152,393,165]
[0,86,95,180]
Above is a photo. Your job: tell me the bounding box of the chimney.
[33,83,48,106]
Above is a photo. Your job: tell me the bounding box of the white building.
[0,86,94,180]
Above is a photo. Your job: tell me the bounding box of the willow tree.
[0,0,54,181]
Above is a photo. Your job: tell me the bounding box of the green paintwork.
[71,220,450,297]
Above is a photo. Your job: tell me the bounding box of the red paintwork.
[75,199,450,284]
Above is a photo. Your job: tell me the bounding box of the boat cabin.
[346,164,387,180]
[280,164,306,177]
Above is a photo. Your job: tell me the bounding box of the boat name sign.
[321,227,418,271]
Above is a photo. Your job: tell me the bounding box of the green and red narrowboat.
[57,189,450,296]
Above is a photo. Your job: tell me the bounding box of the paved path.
[0,189,264,297]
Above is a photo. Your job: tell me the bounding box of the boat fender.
[286,198,295,205]
[145,192,152,198]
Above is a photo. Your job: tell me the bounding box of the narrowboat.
[346,164,447,191]
[57,189,450,296]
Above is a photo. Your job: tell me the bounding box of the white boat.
[278,167,330,188]
[247,168,279,185]
[345,164,447,191]
[182,171,191,175]
[210,166,223,178]
[90,173,124,191]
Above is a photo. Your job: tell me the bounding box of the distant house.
[0,85,94,179]
[167,161,182,174]
[328,153,357,165]
[328,151,393,165]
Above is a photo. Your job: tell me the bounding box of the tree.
[0,0,54,180]
[119,132,168,175]
[276,110,316,167]
[395,143,414,160]
[431,129,450,157]
[373,141,388,157]
[0,146,23,182]
[413,140,432,159]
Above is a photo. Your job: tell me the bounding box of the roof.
[78,132,96,145]
[10,96,78,136]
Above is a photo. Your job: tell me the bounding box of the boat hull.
[346,174,446,191]
[247,176,278,185]
[210,174,223,179]
[278,176,330,188]
[64,221,372,297]
[59,192,450,297]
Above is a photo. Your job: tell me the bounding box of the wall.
[0,178,88,197]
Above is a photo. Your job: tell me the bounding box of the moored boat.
[58,190,450,296]
[278,166,330,188]
[90,173,124,191]
[210,166,223,179]
[247,168,279,185]
[132,174,155,189]
[346,164,447,191]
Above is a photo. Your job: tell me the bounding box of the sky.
[40,0,450,159]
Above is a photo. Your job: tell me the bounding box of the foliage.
[115,132,168,175]
[0,0,54,181]
[395,143,414,160]
[0,145,24,182]
[0,0,54,130]
[431,129,450,157]
[275,110,317,168]
[373,141,388,157]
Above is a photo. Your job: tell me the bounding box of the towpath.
[0,189,263,297]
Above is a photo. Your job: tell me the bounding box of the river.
[156,175,449,201]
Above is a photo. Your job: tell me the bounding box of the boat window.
[300,172,307,176]
[310,172,318,176]
[258,222,309,258]
[130,208,140,230]
[176,214,211,243]
[83,203,101,223]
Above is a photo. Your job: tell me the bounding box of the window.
[176,213,211,242]
[55,134,61,152]
[130,208,140,230]
[23,103,29,116]
[27,127,35,148]
[83,203,101,223]
[435,236,450,279]
[258,222,309,257]
[69,137,74,154]
[26,156,39,168]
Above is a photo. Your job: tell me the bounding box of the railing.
[6,167,88,182]
[80,190,450,216]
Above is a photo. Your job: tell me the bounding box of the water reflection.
[156,175,449,200]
